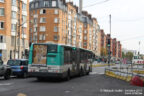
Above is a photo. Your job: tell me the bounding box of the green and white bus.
[28,43,95,80]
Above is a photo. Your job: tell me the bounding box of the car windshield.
[7,60,21,66]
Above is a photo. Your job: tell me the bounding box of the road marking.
[90,72,104,75]
[17,93,27,96]
[0,83,13,86]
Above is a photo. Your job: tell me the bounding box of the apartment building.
[0,0,29,63]
[29,0,99,55]
[112,38,117,58]
[97,30,122,59]
[116,41,122,59]
[97,30,106,56]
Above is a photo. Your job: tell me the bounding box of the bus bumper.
[28,72,67,78]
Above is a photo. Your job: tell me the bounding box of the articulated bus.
[28,43,95,80]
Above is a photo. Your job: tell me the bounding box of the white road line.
[0,83,13,86]
[90,72,104,75]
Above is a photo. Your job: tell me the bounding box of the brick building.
[0,0,29,63]
[29,0,100,55]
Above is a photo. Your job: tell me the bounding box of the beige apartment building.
[29,0,100,55]
[0,0,29,63]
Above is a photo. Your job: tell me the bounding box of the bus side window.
[64,47,72,64]
[64,50,68,64]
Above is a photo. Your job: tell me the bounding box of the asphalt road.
[0,67,143,96]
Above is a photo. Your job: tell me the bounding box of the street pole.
[18,0,21,59]
[14,23,17,59]
[22,27,25,59]
[139,41,141,55]
[108,14,111,68]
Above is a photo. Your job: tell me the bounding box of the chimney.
[79,0,83,13]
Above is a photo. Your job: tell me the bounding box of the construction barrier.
[105,68,133,82]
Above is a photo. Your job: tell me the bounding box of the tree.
[122,52,126,59]
[125,52,134,61]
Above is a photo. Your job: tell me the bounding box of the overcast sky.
[30,0,144,54]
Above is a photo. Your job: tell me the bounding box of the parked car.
[7,59,28,78]
[0,60,12,80]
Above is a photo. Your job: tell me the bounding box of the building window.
[40,17,46,23]
[11,36,15,46]
[11,11,17,19]
[39,34,45,40]
[34,18,37,24]
[34,27,37,32]
[54,9,58,14]
[54,35,58,40]
[0,8,4,16]
[0,35,3,43]
[84,24,87,28]
[22,3,27,10]
[22,15,27,23]
[33,35,37,41]
[84,42,87,46]
[30,28,32,33]
[52,0,56,7]
[40,9,46,14]
[43,1,49,7]
[54,26,58,32]
[31,3,34,8]
[12,0,17,6]
[0,0,4,3]
[54,18,58,23]
[35,2,39,8]
[40,26,46,32]
[84,30,87,34]
[84,36,87,40]
[0,22,4,29]
[11,24,16,31]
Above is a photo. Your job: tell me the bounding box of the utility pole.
[108,14,111,68]
[18,0,21,59]
[14,23,17,59]
[138,41,141,55]
[22,27,25,59]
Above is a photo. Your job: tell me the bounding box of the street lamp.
[108,14,111,68]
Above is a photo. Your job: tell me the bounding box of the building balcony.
[11,31,16,36]
[11,19,18,24]
[0,43,6,50]
[11,6,18,12]
[22,10,27,16]
[21,0,27,4]
[22,34,27,38]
